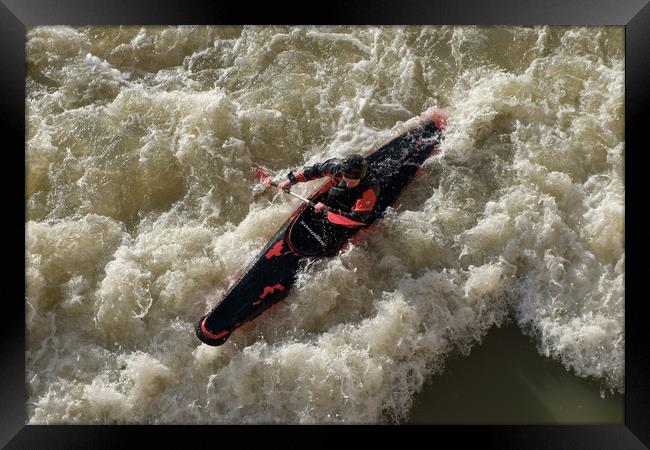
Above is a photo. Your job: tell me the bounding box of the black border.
[4,0,649,448]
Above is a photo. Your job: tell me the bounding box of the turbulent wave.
[26,25,624,423]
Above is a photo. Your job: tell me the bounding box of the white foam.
[26,25,624,424]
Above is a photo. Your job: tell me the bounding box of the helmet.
[341,154,367,179]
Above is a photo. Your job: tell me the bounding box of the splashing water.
[26,25,624,424]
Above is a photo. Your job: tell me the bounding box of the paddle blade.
[253,166,274,188]
[254,166,269,180]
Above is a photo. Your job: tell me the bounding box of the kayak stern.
[195,315,231,346]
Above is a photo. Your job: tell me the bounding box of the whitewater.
[25,25,624,424]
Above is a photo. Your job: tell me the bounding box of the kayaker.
[277,154,380,227]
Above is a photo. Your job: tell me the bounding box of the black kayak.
[195,110,446,346]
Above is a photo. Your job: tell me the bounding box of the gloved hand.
[314,202,329,213]
[278,179,292,192]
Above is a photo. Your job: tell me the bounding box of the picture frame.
[4,0,648,447]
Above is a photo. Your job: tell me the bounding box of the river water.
[26,25,624,424]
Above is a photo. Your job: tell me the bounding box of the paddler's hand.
[277,179,292,192]
[314,202,329,214]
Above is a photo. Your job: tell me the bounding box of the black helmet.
[341,154,367,179]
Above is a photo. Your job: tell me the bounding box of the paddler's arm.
[278,159,340,191]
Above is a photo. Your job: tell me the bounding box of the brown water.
[26,26,624,424]
[408,323,623,424]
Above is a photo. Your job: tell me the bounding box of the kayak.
[195,110,447,346]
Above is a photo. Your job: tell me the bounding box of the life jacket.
[326,172,378,213]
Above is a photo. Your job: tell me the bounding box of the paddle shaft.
[255,166,367,227]
[255,166,334,213]
[268,179,332,211]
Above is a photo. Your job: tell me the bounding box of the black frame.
[4,0,648,448]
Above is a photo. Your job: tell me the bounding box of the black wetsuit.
[289,158,380,227]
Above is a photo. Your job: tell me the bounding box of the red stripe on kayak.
[327,211,365,227]
[201,318,229,340]
[265,240,283,259]
[253,283,286,305]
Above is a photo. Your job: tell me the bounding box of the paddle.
[254,167,367,227]
[254,167,329,211]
